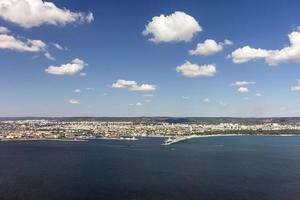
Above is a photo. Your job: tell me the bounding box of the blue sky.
[1,0,300,117]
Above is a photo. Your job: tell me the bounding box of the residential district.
[1,118,300,144]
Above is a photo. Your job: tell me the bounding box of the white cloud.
[85,87,94,91]
[243,97,249,101]
[182,96,190,100]
[202,98,210,103]
[0,26,10,34]
[0,33,46,52]
[291,80,300,91]
[79,72,87,76]
[143,11,202,43]
[130,84,157,91]
[44,52,55,60]
[143,94,154,97]
[0,0,93,28]
[112,79,157,92]
[69,99,79,104]
[112,80,137,88]
[230,46,270,64]
[136,102,143,106]
[0,30,56,60]
[189,39,233,56]
[129,102,143,106]
[223,39,233,45]
[231,81,256,86]
[176,61,216,77]
[256,93,262,97]
[74,89,81,93]
[230,31,300,66]
[144,99,152,103]
[238,87,249,93]
[45,58,87,75]
[51,43,64,50]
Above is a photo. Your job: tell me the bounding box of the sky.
[1,0,300,117]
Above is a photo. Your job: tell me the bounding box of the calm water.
[1,136,300,200]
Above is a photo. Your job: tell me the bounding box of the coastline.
[95,137,138,141]
[0,138,87,142]
[0,134,299,143]
[0,137,139,142]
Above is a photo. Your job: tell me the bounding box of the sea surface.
[1,136,300,200]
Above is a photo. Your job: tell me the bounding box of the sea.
[0,136,300,200]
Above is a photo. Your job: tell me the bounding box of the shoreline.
[0,138,87,142]
[95,137,138,141]
[0,134,299,143]
[0,137,139,142]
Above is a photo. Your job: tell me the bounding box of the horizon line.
[1,116,300,119]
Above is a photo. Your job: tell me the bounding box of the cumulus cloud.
[291,80,300,91]
[189,39,233,56]
[69,99,79,104]
[0,33,46,52]
[230,46,270,64]
[143,11,202,43]
[112,80,137,88]
[45,58,87,75]
[0,29,56,60]
[130,84,157,91]
[230,31,300,66]
[0,26,10,34]
[112,79,157,92]
[231,81,256,86]
[176,61,216,77]
[238,87,249,93]
[0,0,93,28]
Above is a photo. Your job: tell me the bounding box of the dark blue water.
[1,136,300,200]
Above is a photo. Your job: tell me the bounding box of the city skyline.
[1,0,300,117]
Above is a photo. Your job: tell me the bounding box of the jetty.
[162,135,197,145]
[162,134,246,145]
